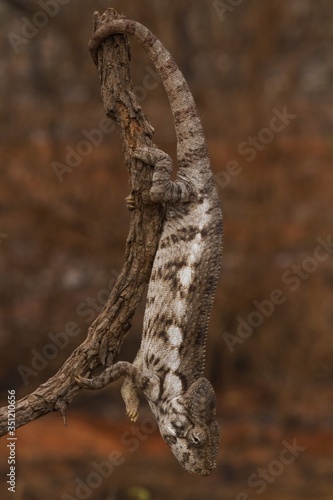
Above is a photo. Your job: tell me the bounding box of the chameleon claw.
[75,374,92,389]
[126,408,139,422]
[125,193,136,211]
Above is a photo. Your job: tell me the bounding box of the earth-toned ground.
[1,384,333,499]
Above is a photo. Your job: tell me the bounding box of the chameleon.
[76,13,223,476]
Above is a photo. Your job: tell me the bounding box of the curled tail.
[89,19,208,170]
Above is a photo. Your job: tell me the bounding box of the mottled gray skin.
[77,17,222,476]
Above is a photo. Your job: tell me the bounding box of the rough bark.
[0,8,164,436]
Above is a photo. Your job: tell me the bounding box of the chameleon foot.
[126,407,139,422]
[121,377,140,422]
[125,193,135,211]
[75,374,94,389]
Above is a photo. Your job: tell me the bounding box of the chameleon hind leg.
[133,147,195,203]
[75,356,149,422]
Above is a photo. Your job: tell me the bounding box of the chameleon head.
[158,377,220,476]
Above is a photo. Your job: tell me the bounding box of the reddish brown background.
[0,1,332,498]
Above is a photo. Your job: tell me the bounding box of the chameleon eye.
[188,428,206,447]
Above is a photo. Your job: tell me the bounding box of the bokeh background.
[1,0,333,498]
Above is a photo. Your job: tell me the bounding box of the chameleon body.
[77,15,223,476]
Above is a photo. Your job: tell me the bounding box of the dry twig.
[0,8,164,436]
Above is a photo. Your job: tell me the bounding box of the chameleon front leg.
[133,147,196,204]
[75,360,150,418]
[120,350,144,422]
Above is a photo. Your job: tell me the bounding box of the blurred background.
[0,0,333,498]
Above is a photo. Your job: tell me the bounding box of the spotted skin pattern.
[77,16,223,476]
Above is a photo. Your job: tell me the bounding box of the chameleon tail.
[89,19,208,169]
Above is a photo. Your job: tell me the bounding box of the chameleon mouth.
[198,468,212,477]
[194,464,214,476]
[182,460,215,476]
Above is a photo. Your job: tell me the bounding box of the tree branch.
[0,8,164,436]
